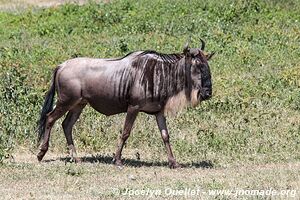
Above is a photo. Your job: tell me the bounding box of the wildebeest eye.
[194,58,202,65]
[192,59,199,66]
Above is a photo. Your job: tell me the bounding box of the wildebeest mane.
[139,50,183,63]
[108,51,136,61]
[109,50,183,63]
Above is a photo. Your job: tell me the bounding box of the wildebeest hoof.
[74,157,82,163]
[115,160,123,168]
[37,150,47,161]
[68,156,82,163]
[169,162,181,169]
[37,154,43,162]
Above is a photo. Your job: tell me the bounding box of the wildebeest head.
[183,39,214,106]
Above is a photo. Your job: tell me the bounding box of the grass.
[0,0,300,198]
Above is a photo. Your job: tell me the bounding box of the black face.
[190,49,212,101]
[182,40,214,102]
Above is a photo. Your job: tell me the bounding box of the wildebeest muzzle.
[198,88,212,101]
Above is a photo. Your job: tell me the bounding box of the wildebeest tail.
[37,66,60,145]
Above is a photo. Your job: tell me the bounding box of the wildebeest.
[37,40,214,168]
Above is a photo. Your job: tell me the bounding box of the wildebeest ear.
[205,51,215,60]
[200,39,205,51]
[183,42,190,56]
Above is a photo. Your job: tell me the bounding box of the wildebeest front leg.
[114,106,139,166]
[155,112,180,168]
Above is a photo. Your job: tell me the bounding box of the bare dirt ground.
[1,151,300,199]
[0,0,103,11]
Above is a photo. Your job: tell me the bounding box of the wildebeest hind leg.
[113,106,139,167]
[37,101,72,161]
[155,112,181,168]
[62,102,86,163]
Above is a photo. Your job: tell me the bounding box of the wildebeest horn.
[183,42,190,54]
[200,39,205,50]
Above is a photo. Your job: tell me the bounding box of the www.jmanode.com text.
[112,187,297,198]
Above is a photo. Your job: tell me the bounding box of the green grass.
[0,0,300,168]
